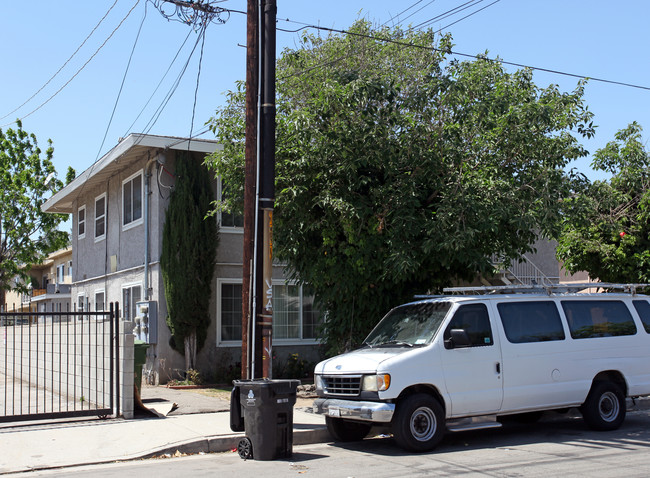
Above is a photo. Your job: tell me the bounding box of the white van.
[313,284,650,451]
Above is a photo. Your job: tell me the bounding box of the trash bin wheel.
[238,437,253,460]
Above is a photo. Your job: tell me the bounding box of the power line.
[0,0,121,122]
[189,22,208,145]
[389,0,438,27]
[277,20,650,92]
[139,21,207,135]
[410,0,490,30]
[1,0,142,128]
[96,0,149,161]
[383,0,429,26]
[416,0,501,32]
[122,28,194,137]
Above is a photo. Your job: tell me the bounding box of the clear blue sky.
[1,0,648,191]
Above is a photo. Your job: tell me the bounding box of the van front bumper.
[313,398,395,423]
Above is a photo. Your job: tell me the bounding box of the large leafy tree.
[207,22,594,353]
[161,152,218,371]
[0,121,68,307]
[558,122,650,283]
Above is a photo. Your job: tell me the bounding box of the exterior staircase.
[490,254,559,287]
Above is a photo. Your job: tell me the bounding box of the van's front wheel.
[580,381,626,431]
[392,393,445,452]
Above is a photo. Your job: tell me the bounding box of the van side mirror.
[444,329,472,349]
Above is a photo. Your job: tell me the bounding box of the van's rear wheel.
[325,417,372,442]
[392,393,445,452]
[580,381,626,431]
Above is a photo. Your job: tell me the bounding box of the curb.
[140,426,332,458]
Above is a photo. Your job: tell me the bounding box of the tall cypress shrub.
[161,151,218,372]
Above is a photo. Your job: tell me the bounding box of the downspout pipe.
[144,154,157,301]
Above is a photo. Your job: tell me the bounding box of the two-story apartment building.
[4,247,73,314]
[42,134,321,384]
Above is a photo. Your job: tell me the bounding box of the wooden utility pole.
[241,0,259,380]
[243,0,276,379]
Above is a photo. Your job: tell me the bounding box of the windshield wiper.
[361,341,374,349]
[377,341,414,348]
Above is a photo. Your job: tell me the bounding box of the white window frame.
[94,289,106,312]
[121,282,142,321]
[77,205,86,239]
[217,279,243,344]
[217,278,320,346]
[56,264,65,284]
[94,193,106,242]
[122,170,144,231]
[217,179,244,233]
[77,293,86,312]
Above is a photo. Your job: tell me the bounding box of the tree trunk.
[184,331,197,372]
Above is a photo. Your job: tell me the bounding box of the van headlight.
[315,374,324,392]
[362,374,391,392]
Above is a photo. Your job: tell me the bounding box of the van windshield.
[364,301,452,347]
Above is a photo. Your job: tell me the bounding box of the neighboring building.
[4,247,73,314]
[42,134,321,384]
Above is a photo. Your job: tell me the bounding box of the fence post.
[119,303,134,419]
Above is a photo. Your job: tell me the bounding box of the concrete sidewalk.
[0,386,330,475]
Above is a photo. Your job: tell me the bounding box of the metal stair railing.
[491,253,559,287]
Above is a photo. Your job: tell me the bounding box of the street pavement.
[2,387,650,476]
[0,384,329,475]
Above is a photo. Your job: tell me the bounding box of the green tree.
[0,121,68,307]
[207,22,594,353]
[161,152,218,371]
[558,122,650,283]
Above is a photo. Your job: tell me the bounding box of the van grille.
[323,375,362,396]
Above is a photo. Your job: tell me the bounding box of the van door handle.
[496,362,501,374]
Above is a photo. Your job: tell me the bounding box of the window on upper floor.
[95,194,106,241]
[122,171,143,229]
[218,180,244,229]
[56,264,65,284]
[78,205,86,239]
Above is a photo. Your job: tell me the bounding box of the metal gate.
[0,303,120,422]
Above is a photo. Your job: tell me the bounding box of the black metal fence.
[0,303,120,423]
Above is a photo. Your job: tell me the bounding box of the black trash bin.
[232,379,300,461]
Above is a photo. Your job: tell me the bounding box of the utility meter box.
[133,300,157,344]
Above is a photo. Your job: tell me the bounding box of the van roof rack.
[432,283,650,297]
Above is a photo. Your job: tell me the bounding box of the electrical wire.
[96,1,149,161]
[277,19,650,92]
[122,28,194,138]
[1,0,142,128]
[409,0,488,30]
[139,22,207,135]
[412,0,498,31]
[0,0,121,122]
[391,0,439,27]
[189,22,208,148]
[383,0,429,26]
[276,0,498,83]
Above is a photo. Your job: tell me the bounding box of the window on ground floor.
[122,283,142,321]
[95,290,105,312]
[218,280,322,343]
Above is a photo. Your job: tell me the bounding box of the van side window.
[561,300,637,339]
[632,300,650,333]
[497,301,565,343]
[444,304,492,347]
